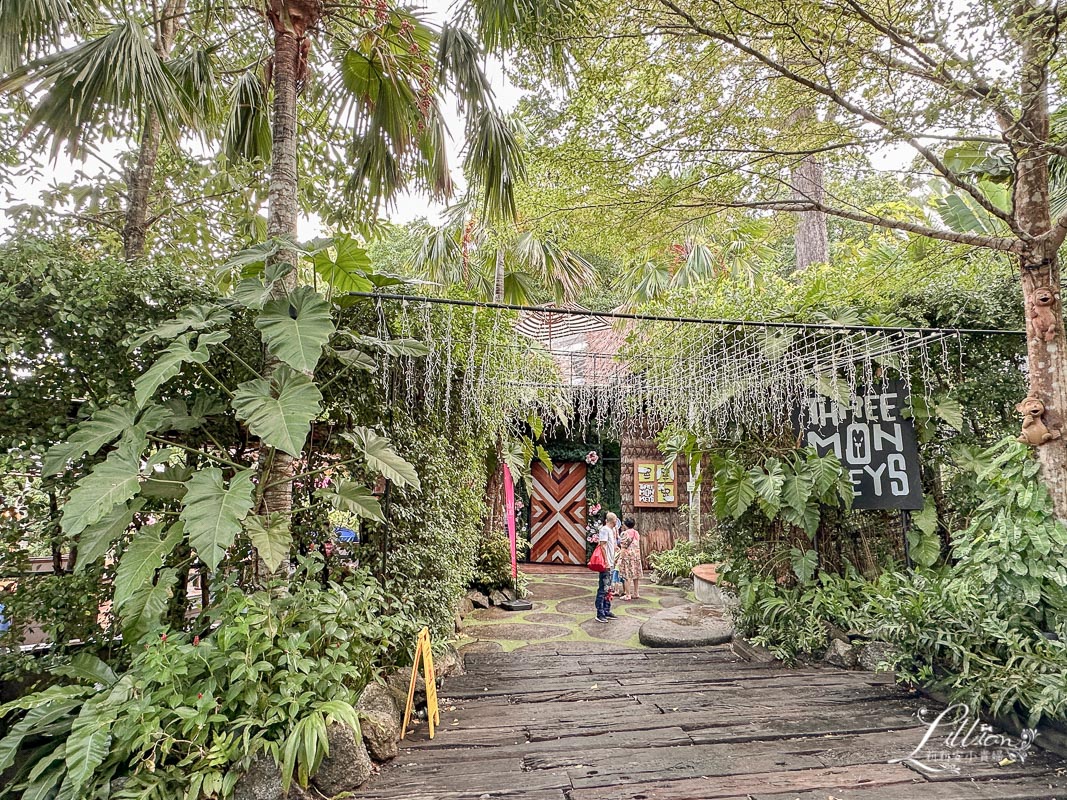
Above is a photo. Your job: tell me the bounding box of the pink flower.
[515,500,524,510]
[585,451,600,465]
[589,503,602,515]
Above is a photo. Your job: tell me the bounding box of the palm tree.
[411,201,598,304]
[3,0,582,578]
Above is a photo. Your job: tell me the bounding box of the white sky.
[4,0,523,236]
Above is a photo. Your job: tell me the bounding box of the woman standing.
[617,518,643,600]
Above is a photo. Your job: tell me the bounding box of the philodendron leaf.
[180,468,255,570]
[244,513,293,573]
[255,286,335,373]
[134,330,231,408]
[311,234,374,292]
[341,333,430,357]
[334,348,377,372]
[113,523,183,612]
[43,403,167,477]
[342,427,421,490]
[128,303,232,349]
[790,547,819,585]
[119,568,178,642]
[60,438,144,538]
[906,529,941,567]
[317,481,384,522]
[43,404,138,477]
[232,366,323,457]
[75,498,146,571]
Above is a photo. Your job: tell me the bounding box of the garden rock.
[467,590,490,609]
[434,643,464,678]
[638,604,733,647]
[671,576,694,590]
[233,752,284,800]
[858,641,898,672]
[356,683,402,762]
[489,589,509,606]
[311,724,372,797]
[823,638,859,669]
[456,596,475,617]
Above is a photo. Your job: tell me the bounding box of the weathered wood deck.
[365,643,1067,800]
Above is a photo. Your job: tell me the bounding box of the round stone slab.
[638,604,734,648]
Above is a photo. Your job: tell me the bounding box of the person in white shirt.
[594,513,619,621]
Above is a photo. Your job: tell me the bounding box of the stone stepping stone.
[466,622,570,641]
[638,604,734,648]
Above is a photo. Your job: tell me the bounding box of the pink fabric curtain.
[503,466,517,580]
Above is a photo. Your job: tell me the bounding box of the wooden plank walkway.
[365,643,1067,800]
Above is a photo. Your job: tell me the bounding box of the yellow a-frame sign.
[401,627,440,739]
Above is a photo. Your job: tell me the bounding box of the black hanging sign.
[796,379,924,510]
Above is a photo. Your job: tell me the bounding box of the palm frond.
[437,22,494,114]
[222,68,271,163]
[464,109,526,222]
[168,45,219,129]
[455,0,582,72]
[512,231,595,302]
[0,0,96,73]
[0,19,188,158]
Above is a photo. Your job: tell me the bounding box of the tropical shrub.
[0,564,413,799]
[649,540,716,580]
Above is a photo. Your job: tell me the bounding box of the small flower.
[584,451,600,465]
[193,635,200,646]
[197,693,203,699]
[515,500,524,510]
[589,503,602,515]
[160,633,167,642]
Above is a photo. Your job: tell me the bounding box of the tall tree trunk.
[256,1,318,584]
[122,0,186,260]
[788,107,829,270]
[123,113,162,260]
[494,247,505,302]
[1013,5,1067,520]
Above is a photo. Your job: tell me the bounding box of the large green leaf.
[62,697,115,798]
[342,427,420,489]
[749,459,785,520]
[713,462,756,520]
[341,333,430,357]
[311,234,374,292]
[906,528,941,567]
[113,523,182,611]
[51,654,117,687]
[134,330,230,408]
[232,366,323,457]
[244,513,293,573]
[75,498,146,571]
[781,472,814,512]
[129,303,232,348]
[180,468,255,570]
[43,404,137,477]
[255,286,335,373]
[0,703,79,773]
[60,438,143,538]
[790,547,819,584]
[781,502,820,537]
[119,568,177,641]
[317,481,385,522]
[140,464,194,500]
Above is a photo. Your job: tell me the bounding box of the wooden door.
[529,462,588,564]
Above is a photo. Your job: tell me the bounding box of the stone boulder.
[434,643,465,679]
[823,638,859,669]
[488,589,509,606]
[310,724,372,798]
[638,604,734,648]
[356,682,402,762]
[233,752,283,800]
[467,590,490,609]
[456,596,475,617]
[858,641,898,672]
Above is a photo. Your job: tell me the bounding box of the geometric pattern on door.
[529,461,588,564]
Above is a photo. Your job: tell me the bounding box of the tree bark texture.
[255,0,321,584]
[122,0,186,261]
[792,155,829,270]
[494,247,505,302]
[1012,5,1067,520]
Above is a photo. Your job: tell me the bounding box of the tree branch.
[680,198,1022,253]
[653,0,1020,232]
